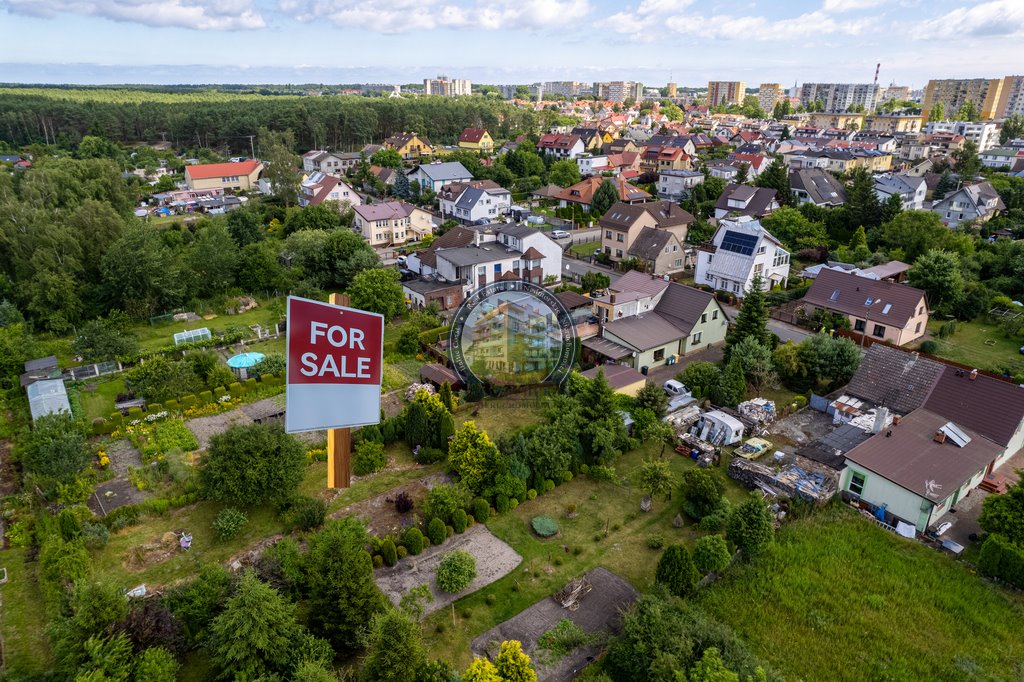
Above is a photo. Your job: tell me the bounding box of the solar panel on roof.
[720,230,758,256]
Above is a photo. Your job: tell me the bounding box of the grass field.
[924,318,1024,374]
[420,442,751,669]
[78,375,127,422]
[568,241,601,258]
[135,299,283,353]
[698,505,1024,682]
[0,548,54,677]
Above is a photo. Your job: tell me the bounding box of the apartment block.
[708,81,746,107]
[799,83,879,112]
[535,81,590,98]
[594,81,644,103]
[921,78,1003,121]
[923,120,1000,151]
[996,75,1024,118]
[879,85,911,103]
[424,75,472,97]
[758,83,784,112]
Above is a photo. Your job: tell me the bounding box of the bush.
[698,510,728,534]
[228,382,243,397]
[543,479,556,493]
[436,550,477,593]
[403,527,424,555]
[380,538,398,567]
[561,471,573,484]
[82,521,110,549]
[727,497,775,559]
[527,489,538,500]
[415,447,446,464]
[452,509,468,534]
[510,498,519,510]
[427,517,446,546]
[588,465,617,483]
[394,491,413,514]
[423,484,469,525]
[655,544,700,597]
[288,496,327,531]
[792,394,808,409]
[213,508,248,540]
[200,423,306,507]
[165,399,179,411]
[472,497,490,524]
[693,535,732,575]
[353,440,387,476]
[531,515,559,537]
[495,494,510,514]
[647,534,665,550]
[938,320,958,339]
[198,390,213,404]
[213,386,228,400]
[920,340,938,355]
[680,468,726,521]
[396,545,408,560]
[180,394,197,409]
[372,554,384,569]
[978,533,1024,588]
[446,525,455,538]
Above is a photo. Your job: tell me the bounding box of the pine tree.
[845,167,882,232]
[438,382,454,412]
[881,192,903,224]
[634,380,669,419]
[654,544,700,597]
[361,609,426,682]
[405,400,431,448]
[754,156,793,206]
[592,179,619,217]
[495,640,538,682]
[727,496,775,559]
[734,162,749,185]
[393,172,411,199]
[934,169,954,201]
[724,274,772,356]
[208,571,302,680]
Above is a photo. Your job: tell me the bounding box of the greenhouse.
[173,327,212,345]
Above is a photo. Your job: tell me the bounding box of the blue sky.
[1,0,1023,86]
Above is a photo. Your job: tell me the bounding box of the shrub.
[213,386,228,400]
[415,447,446,464]
[423,484,469,525]
[213,508,248,540]
[396,545,408,560]
[920,340,938,355]
[495,494,510,514]
[148,403,163,413]
[353,441,387,476]
[288,496,327,531]
[792,394,808,409]
[727,497,775,560]
[588,465,617,483]
[180,394,197,409]
[394,491,413,514]
[372,554,384,569]
[510,498,519,510]
[531,515,559,537]
[693,535,732,575]
[446,525,455,538]
[198,390,213,404]
[228,382,243,397]
[472,497,490,524]
[165,399,179,411]
[403,527,424,555]
[427,517,446,546]
[527,489,538,500]
[978,533,1024,588]
[200,423,306,507]
[647,534,665,550]
[699,511,728,534]
[543,479,556,493]
[82,521,110,549]
[128,406,143,417]
[436,550,477,593]
[680,468,726,521]
[561,471,573,484]
[655,544,700,597]
[938,320,958,339]
[380,539,398,567]
[452,509,468,533]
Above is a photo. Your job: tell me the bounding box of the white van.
[663,379,691,397]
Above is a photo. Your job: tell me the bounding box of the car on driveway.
[550,229,570,239]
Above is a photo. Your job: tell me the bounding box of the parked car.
[550,229,570,239]
[396,255,407,266]
[663,379,691,397]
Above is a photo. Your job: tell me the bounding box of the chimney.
[610,293,617,304]
[872,407,889,434]
[911,351,919,361]
[893,414,902,425]
[970,369,978,381]
[934,430,946,444]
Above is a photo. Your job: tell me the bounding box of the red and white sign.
[285,295,383,433]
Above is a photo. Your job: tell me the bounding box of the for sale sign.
[285,295,383,433]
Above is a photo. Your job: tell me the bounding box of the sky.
[1,0,1023,86]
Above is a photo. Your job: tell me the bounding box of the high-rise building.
[423,75,472,97]
[921,78,1003,121]
[532,81,589,98]
[879,84,911,103]
[996,75,1024,118]
[707,81,746,107]
[666,82,678,97]
[758,83,784,112]
[799,83,879,112]
[593,81,643,103]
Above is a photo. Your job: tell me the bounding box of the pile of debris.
[554,575,593,611]
[738,398,777,425]
[728,455,838,505]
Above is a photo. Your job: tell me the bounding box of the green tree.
[880,192,904,225]
[306,518,388,652]
[954,100,979,122]
[73,314,137,361]
[439,382,455,412]
[132,647,180,682]
[845,167,882,232]
[734,162,749,185]
[200,424,306,506]
[100,223,187,318]
[725,274,772,355]
[908,249,963,310]
[798,333,860,390]
[225,205,265,246]
[679,468,726,520]
[259,127,301,206]
[928,102,945,122]
[436,550,477,593]
[361,608,426,682]
[933,169,954,201]
[729,336,776,393]
[347,267,405,319]
[689,647,741,682]
[392,171,411,199]
[209,570,303,681]
[592,180,619,217]
[727,496,775,559]
[634,380,669,419]
[635,459,675,508]
[580,270,610,293]
[286,203,344,234]
[952,139,982,179]
[127,356,201,403]
[679,361,722,400]
[1000,114,1024,144]
[761,207,828,252]
[712,358,747,407]
[448,420,500,494]
[655,544,700,597]
[547,159,580,187]
[188,221,240,295]
[754,157,794,206]
[22,413,89,486]
[772,100,791,120]
[464,658,502,682]
[496,640,538,682]
[979,478,1024,546]
[880,210,952,262]
[370,148,403,168]
[693,535,732,575]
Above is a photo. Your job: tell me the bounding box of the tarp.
[895,521,916,539]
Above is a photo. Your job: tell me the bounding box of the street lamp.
[861,299,882,348]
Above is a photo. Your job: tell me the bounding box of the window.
[701,313,707,323]
[854,319,865,332]
[616,249,623,258]
[754,263,763,274]
[605,230,612,239]
[757,245,766,254]
[915,321,922,333]
[873,324,886,338]
[732,282,740,293]
[849,471,866,495]
[882,303,892,315]
[692,331,703,344]
[653,349,665,361]
[494,264,501,274]
[605,247,611,255]
[674,259,682,267]
[707,254,713,263]
[478,266,486,277]
[705,271,714,282]
[616,233,624,242]
[918,306,923,316]
[712,310,718,320]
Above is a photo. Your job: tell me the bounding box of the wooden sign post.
[327,292,352,489]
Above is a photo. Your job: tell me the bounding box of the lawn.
[923,317,1024,375]
[78,375,127,422]
[698,505,1024,682]
[568,241,601,258]
[455,399,545,438]
[420,441,751,669]
[133,297,284,353]
[0,548,54,677]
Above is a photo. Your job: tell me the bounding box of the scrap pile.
[728,456,838,505]
[738,398,777,425]
[554,575,593,611]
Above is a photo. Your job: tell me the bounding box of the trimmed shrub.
[920,340,938,355]
[180,394,197,409]
[495,494,510,514]
[446,525,455,538]
[353,441,387,476]
[693,535,732,575]
[543,479,556,494]
[436,550,477,593]
[128,406,143,418]
[198,390,213,405]
[561,471,573,484]
[427,517,446,546]
[380,538,398,567]
[397,545,408,560]
[527,489,537,500]
[698,511,728,534]
[165,399,179,411]
[213,386,228,400]
[792,395,808,409]
[213,508,248,540]
[372,554,384,569]
[288,496,327,531]
[472,497,490,524]
[244,378,258,392]
[655,544,700,597]
[531,515,559,537]
[647,534,665,550]
[403,527,424,555]
[509,498,519,510]
[979,533,1024,588]
[452,509,468,534]
[148,403,163,413]
[228,382,243,397]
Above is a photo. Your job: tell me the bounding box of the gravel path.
[105,439,143,476]
[185,411,254,449]
[375,524,522,616]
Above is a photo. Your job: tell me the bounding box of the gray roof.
[873,174,924,196]
[580,363,647,390]
[627,227,672,260]
[603,281,717,351]
[655,282,718,332]
[798,423,872,470]
[403,277,464,295]
[845,344,945,415]
[600,270,671,300]
[790,168,846,205]
[715,183,778,218]
[24,356,58,373]
[581,335,633,359]
[435,243,521,267]
[413,162,473,182]
[455,186,486,210]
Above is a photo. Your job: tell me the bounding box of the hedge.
[198,390,213,404]
[979,533,1024,588]
[418,325,452,346]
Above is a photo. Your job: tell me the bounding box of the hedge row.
[417,325,451,346]
[979,533,1024,589]
[116,329,248,365]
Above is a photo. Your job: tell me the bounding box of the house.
[789,168,847,207]
[860,260,911,283]
[302,150,360,176]
[184,160,263,191]
[384,132,434,159]
[298,172,362,208]
[403,277,465,312]
[980,147,1023,169]
[713,184,779,220]
[694,217,790,296]
[438,180,510,222]
[406,162,474,193]
[838,344,1024,532]
[801,268,928,345]
[458,128,494,152]
[708,164,740,182]
[580,364,648,397]
[658,169,705,202]
[584,272,729,371]
[727,153,771,179]
[536,134,586,159]
[640,145,691,173]
[872,173,927,210]
[571,127,605,151]
[370,165,400,187]
[626,228,691,276]
[604,138,640,155]
[931,181,1005,227]
[555,176,651,212]
[599,200,693,268]
[352,201,437,247]
[577,154,610,177]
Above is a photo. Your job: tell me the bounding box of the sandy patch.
[375,524,522,615]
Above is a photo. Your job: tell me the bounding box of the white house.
[931,181,1005,227]
[577,154,609,177]
[536,134,586,160]
[302,150,360,176]
[695,216,790,297]
[658,170,705,202]
[298,172,362,208]
[924,120,999,151]
[979,147,1023,169]
[438,180,511,223]
[872,174,927,210]
[406,162,474,193]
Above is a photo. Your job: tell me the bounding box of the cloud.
[918,0,1024,39]
[281,0,590,32]
[2,0,265,29]
[821,0,885,11]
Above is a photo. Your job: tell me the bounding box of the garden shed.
[27,379,71,421]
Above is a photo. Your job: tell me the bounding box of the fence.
[769,300,805,325]
[64,360,122,382]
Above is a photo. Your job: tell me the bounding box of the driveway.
[563,259,620,287]
[721,302,811,344]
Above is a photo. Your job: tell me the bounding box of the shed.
[581,364,647,396]
[27,379,71,421]
[419,363,464,389]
